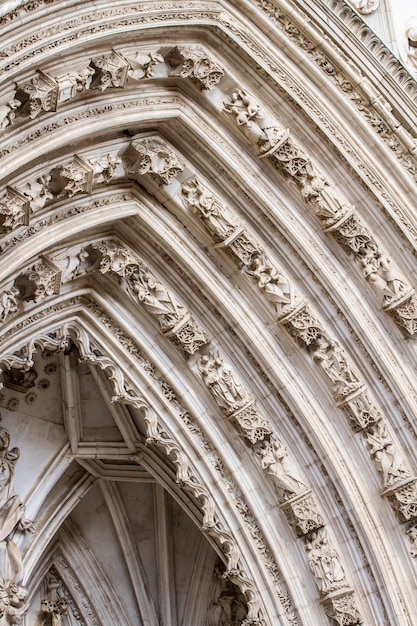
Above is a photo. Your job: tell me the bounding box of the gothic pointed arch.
[0,2,416,625]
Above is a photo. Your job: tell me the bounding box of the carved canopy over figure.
[224,89,289,156]
[197,353,252,415]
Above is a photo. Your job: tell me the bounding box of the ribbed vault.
[0,1,417,625]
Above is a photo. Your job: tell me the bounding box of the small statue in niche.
[248,254,292,314]
[254,436,307,501]
[197,353,251,414]
[359,248,411,307]
[365,421,410,488]
[305,530,348,595]
[181,178,239,241]
[311,336,361,399]
[128,271,186,330]
[207,562,248,626]
[224,89,288,155]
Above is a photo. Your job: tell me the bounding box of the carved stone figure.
[305,530,348,595]
[3,368,38,392]
[92,153,122,183]
[207,569,248,626]
[311,337,361,399]
[124,138,185,186]
[0,101,20,131]
[298,167,352,226]
[38,571,68,626]
[19,175,53,211]
[0,288,19,324]
[248,254,292,314]
[197,353,252,415]
[128,271,186,330]
[181,178,239,240]
[359,250,411,308]
[224,89,289,156]
[127,51,164,80]
[166,46,225,89]
[365,422,411,488]
[0,427,33,625]
[254,437,307,501]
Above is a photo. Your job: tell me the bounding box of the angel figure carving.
[255,437,307,501]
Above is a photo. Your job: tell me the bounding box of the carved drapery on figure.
[0,426,33,626]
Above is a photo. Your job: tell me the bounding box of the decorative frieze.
[15,70,59,119]
[0,187,30,232]
[165,45,225,89]
[124,137,185,185]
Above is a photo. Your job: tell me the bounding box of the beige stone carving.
[0,188,30,232]
[365,422,411,488]
[18,175,53,211]
[125,137,185,185]
[224,89,289,156]
[165,46,225,89]
[281,492,326,537]
[197,352,252,415]
[322,591,363,625]
[0,427,33,626]
[126,51,164,80]
[49,155,94,198]
[311,337,362,401]
[181,177,239,241]
[0,287,19,324]
[348,0,379,15]
[14,71,59,119]
[56,67,95,102]
[305,530,349,595]
[405,20,417,74]
[248,254,293,316]
[254,437,307,501]
[14,257,61,303]
[92,153,122,183]
[89,51,129,91]
[0,101,20,131]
